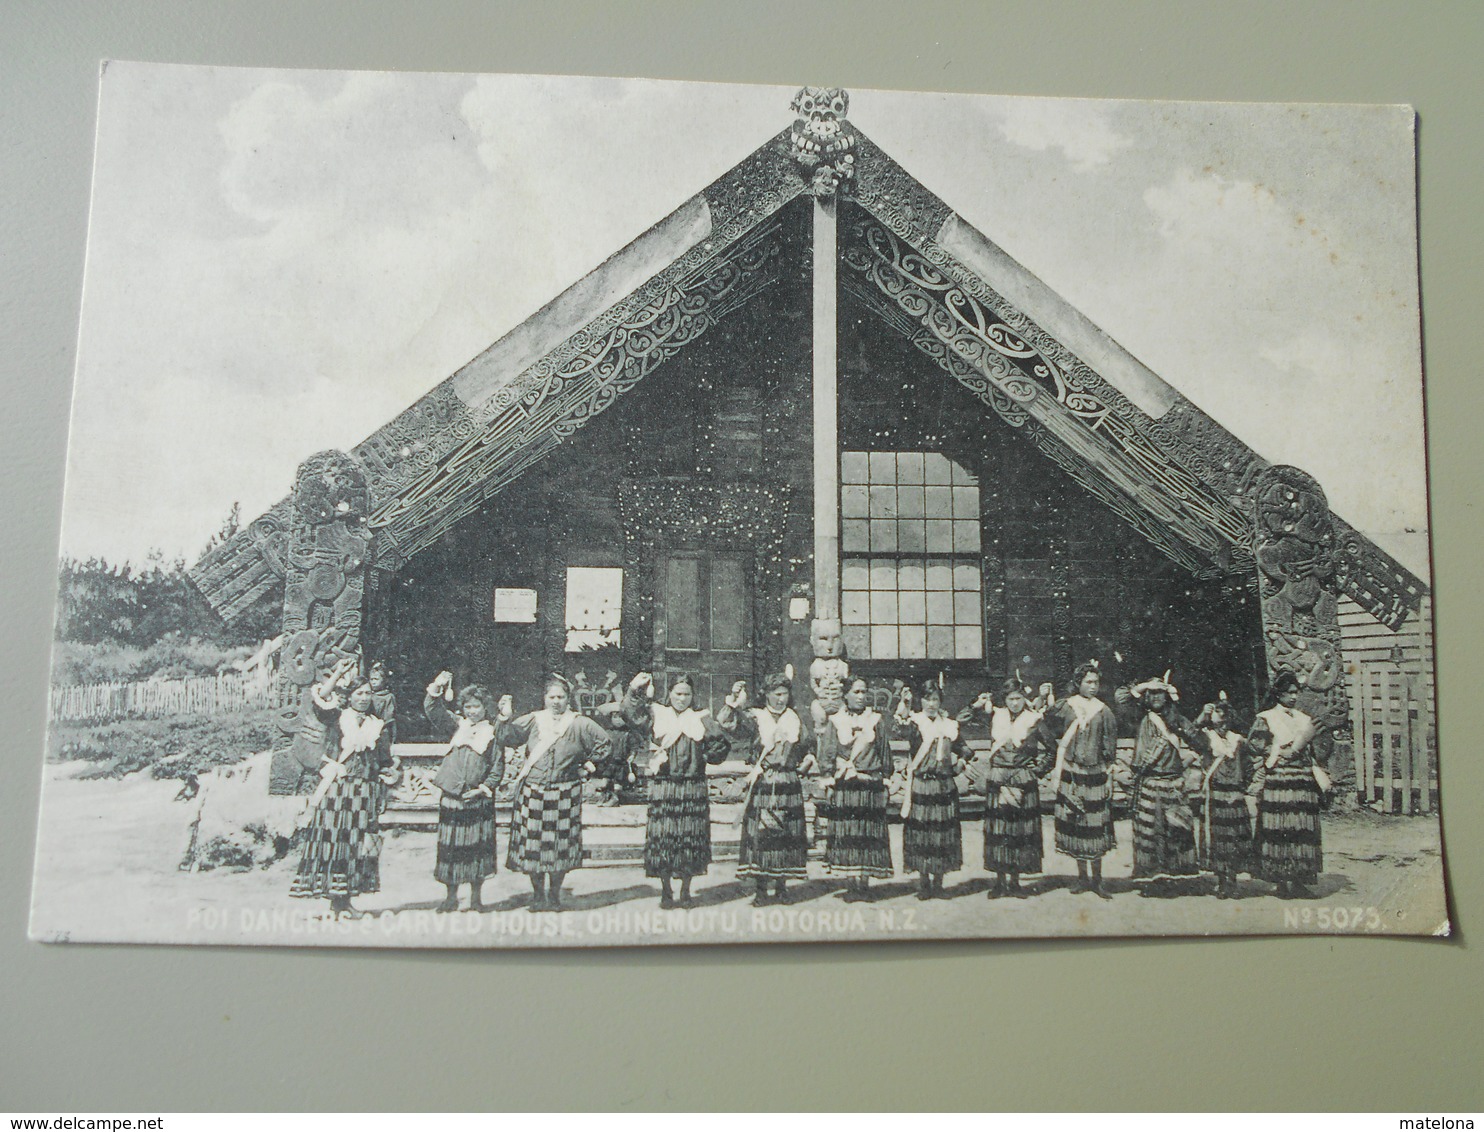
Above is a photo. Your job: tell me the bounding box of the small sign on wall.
[492,587,538,623]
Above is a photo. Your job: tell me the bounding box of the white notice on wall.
[492,587,538,623]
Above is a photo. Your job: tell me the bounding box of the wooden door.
[654,550,754,717]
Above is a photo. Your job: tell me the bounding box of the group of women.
[287,658,1329,917]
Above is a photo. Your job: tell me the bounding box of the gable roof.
[190,102,1427,632]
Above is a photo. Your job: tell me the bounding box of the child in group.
[894,680,971,900]
[1192,694,1254,899]
[367,661,398,745]
[423,670,503,913]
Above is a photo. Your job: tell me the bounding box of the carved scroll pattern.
[843,217,1251,560]
[842,221,1223,577]
[851,154,1422,629]
[368,221,787,565]
[1252,465,1350,732]
[268,450,375,794]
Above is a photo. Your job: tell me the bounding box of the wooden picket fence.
[49,670,278,723]
[1350,664,1437,814]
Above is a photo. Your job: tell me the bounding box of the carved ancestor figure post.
[268,450,375,794]
[1251,465,1353,796]
[808,618,850,729]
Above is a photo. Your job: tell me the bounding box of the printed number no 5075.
[1283,906,1383,930]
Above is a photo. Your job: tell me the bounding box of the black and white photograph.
[29,64,1445,949]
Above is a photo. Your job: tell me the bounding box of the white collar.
[910,711,959,741]
[338,709,385,756]
[991,706,1042,745]
[753,706,802,748]
[653,703,708,746]
[450,717,496,755]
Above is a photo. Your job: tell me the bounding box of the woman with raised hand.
[1192,695,1255,899]
[1124,672,1203,892]
[625,672,731,909]
[894,680,971,900]
[716,671,813,907]
[290,659,398,918]
[818,676,895,901]
[423,671,503,913]
[1246,671,1328,898]
[1044,660,1119,898]
[496,674,611,912]
[978,678,1056,898]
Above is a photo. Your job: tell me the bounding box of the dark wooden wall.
[365,201,1264,736]
[367,200,814,735]
[838,289,1265,717]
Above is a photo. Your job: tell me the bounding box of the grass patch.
[49,708,277,780]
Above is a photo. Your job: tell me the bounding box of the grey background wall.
[2,0,1480,1111]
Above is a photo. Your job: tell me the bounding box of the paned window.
[840,451,983,661]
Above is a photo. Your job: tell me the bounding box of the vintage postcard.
[31,64,1445,947]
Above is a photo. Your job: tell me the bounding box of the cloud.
[1259,330,1353,386]
[996,101,1130,170]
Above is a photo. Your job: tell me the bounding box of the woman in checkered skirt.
[495,674,611,912]
[290,663,398,918]
[423,672,504,913]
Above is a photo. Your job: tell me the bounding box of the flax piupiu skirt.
[902,767,962,875]
[506,779,584,875]
[1054,765,1115,861]
[738,768,808,880]
[435,793,496,884]
[644,775,712,879]
[984,775,1044,874]
[290,776,384,899]
[826,776,893,879]
[1203,783,1254,876]
[1131,774,1199,878]
[1254,764,1323,884]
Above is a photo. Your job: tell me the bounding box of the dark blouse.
[495,710,611,786]
[817,708,893,779]
[424,694,504,794]
[716,704,813,771]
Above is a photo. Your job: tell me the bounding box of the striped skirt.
[984,779,1043,874]
[1204,784,1254,876]
[1054,766,1115,861]
[1255,764,1323,883]
[826,777,894,879]
[644,776,712,879]
[738,768,808,880]
[506,779,584,875]
[290,777,383,899]
[435,794,497,884]
[1131,775,1199,878]
[903,768,962,875]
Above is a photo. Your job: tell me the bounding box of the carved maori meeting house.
[189,88,1430,807]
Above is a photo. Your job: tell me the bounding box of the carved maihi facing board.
[34,68,1443,948]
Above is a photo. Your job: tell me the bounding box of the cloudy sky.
[62,64,1427,574]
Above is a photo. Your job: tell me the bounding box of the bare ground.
[28,761,1450,948]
